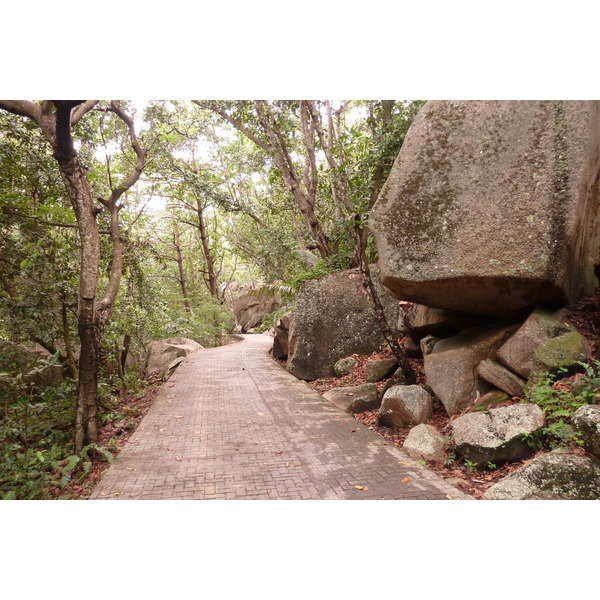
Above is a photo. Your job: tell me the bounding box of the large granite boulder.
[233,293,277,332]
[144,337,203,379]
[286,267,400,380]
[370,100,600,317]
[483,450,600,500]
[451,403,545,465]
[323,383,379,414]
[377,385,434,428]
[424,323,518,415]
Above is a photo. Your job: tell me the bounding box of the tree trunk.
[75,300,101,450]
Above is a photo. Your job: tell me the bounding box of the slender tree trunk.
[353,219,414,382]
[195,196,220,300]
[173,228,192,311]
[61,299,78,379]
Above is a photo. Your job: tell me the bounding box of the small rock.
[377,385,434,428]
[365,358,399,383]
[402,424,449,462]
[333,357,358,377]
[323,383,379,414]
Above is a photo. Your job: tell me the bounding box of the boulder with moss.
[370,100,600,317]
[527,330,590,387]
[451,403,545,465]
[323,383,379,414]
[286,267,400,380]
[572,405,600,459]
[483,450,600,499]
[496,307,574,378]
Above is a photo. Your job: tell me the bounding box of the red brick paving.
[90,335,470,500]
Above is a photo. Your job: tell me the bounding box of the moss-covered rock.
[286,267,400,380]
[527,330,590,387]
[483,450,600,499]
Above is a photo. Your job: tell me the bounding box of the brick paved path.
[90,335,469,500]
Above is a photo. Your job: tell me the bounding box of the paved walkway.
[90,335,469,500]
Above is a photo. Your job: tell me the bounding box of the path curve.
[90,335,469,500]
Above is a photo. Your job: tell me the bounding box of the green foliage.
[524,366,588,449]
[464,459,478,473]
[443,450,456,467]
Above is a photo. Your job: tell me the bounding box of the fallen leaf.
[398,461,411,466]
[285,462,290,467]
[401,478,410,483]
[349,428,358,432]
[294,410,301,413]
[275,451,283,455]
[446,494,454,500]
[175,457,182,461]
[354,485,369,491]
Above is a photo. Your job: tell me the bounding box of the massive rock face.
[286,267,399,380]
[232,293,277,331]
[370,100,600,316]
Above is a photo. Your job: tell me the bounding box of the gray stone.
[424,323,518,415]
[496,307,574,378]
[402,424,449,462]
[377,385,434,428]
[483,450,600,500]
[23,363,65,388]
[476,359,527,397]
[323,383,379,414]
[333,356,358,377]
[272,312,293,360]
[370,100,600,317]
[286,267,400,380]
[399,303,488,340]
[572,404,600,459]
[365,358,399,383]
[233,293,277,331]
[144,337,203,379]
[451,403,545,465]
